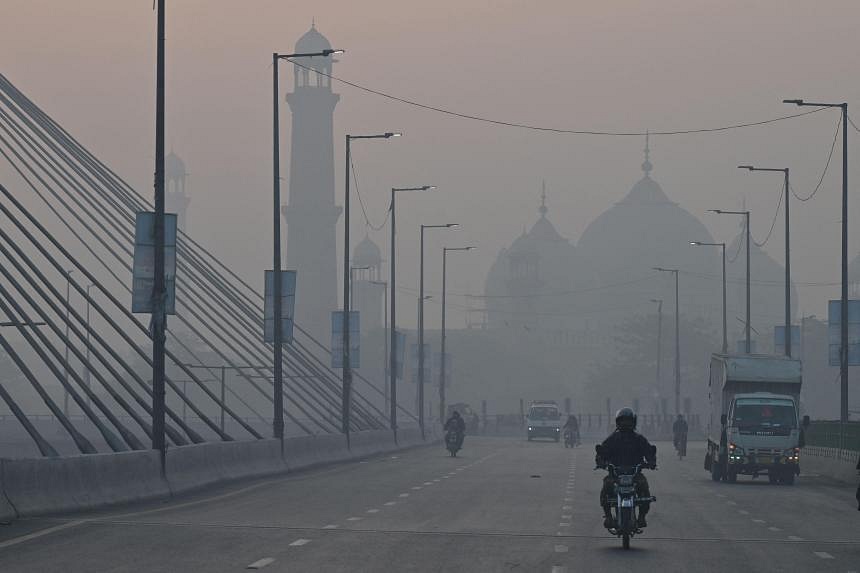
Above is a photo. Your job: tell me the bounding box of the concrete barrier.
[165,439,285,495]
[1,450,167,517]
[282,434,349,471]
[802,446,859,484]
[0,428,440,523]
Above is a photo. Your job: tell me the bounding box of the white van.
[527,401,561,442]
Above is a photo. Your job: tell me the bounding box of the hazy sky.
[4,0,860,328]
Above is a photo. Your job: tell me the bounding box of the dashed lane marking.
[562,506,572,510]
[768,527,782,532]
[411,486,422,490]
[0,520,86,550]
[423,482,433,486]
[559,523,571,527]
[814,552,834,560]
[726,501,737,506]
[366,509,379,514]
[247,557,275,569]
[399,493,410,498]
[554,545,569,553]
[738,510,750,515]
[322,525,338,529]
[289,539,311,547]
[788,535,803,541]
[384,502,396,506]
[561,515,572,519]
[551,566,567,573]
[346,517,363,522]
[752,519,766,524]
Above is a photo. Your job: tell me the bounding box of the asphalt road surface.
[0,437,857,572]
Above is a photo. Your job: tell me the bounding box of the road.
[0,437,857,572]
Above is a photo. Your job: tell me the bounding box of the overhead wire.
[350,153,389,231]
[289,60,827,137]
[752,183,784,248]
[791,112,842,202]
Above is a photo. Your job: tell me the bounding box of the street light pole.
[419,223,457,438]
[654,267,680,415]
[690,242,727,354]
[711,209,751,353]
[784,99,849,425]
[389,186,433,436]
[739,165,792,356]
[272,47,343,442]
[649,298,663,407]
[343,133,400,441]
[441,247,474,425]
[370,280,389,411]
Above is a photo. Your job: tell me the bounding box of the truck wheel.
[725,463,737,483]
[768,473,779,484]
[781,471,795,486]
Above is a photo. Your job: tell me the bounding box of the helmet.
[615,408,637,431]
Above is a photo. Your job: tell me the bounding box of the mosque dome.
[295,24,332,53]
[353,234,382,268]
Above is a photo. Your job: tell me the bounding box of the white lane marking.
[359,461,368,464]
[554,545,569,553]
[423,482,433,486]
[399,493,410,498]
[716,494,726,498]
[433,479,440,482]
[768,526,782,532]
[346,517,362,522]
[558,522,570,527]
[788,535,803,541]
[390,456,399,459]
[752,519,766,524]
[322,524,338,529]
[564,497,572,502]
[738,510,750,515]
[0,520,86,550]
[366,509,379,514]
[247,557,275,569]
[556,531,564,536]
[726,501,737,506]
[384,502,396,506]
[442,476,450,479]
[289,539,311,547]
[561,514,572,519]
[814,552,834,560]
[551,566,567,573]
[411,486,422,490]
[562,505,572,510]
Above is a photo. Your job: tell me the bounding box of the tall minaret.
[165,150,190,232]
[282,24,341,343]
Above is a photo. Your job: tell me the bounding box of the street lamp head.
[782,99,804,105]
[708,209,723,214]
[424,185,436,190]
[737,165,754,171]
[447,223,459,229]
[690,241,701,246]
[650,298,662,303]
[385,132,402,138]
[323,49,345,56]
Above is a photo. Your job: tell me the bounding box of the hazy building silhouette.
[282,24,341,342]
[165,150,190,232]
[352,234,384,332]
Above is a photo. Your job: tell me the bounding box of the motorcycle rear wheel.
[622,533,630,549]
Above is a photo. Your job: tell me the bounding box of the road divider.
[0,427,438,522]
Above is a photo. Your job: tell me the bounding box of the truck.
[705,354,809,485]
[526,400,561,442]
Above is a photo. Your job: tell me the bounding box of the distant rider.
[672,414,689,455]
[445,411,466,449]
[563,415,579,444]
[596,408,657,529]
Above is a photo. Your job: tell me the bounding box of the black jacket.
[597,429,656,468]
[445,416,466,433]
[672,419,688,435]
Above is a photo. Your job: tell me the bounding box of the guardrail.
[804,421,860,452]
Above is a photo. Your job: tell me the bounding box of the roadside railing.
[804,421,860,452]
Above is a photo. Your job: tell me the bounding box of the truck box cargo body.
[706,354,805,484]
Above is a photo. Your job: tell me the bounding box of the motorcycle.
[597,462,657,550]
[445,429,461,457]
[563,428,580,448]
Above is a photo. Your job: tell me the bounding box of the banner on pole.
[435,352,452,387]
[827,300,860,366]
[132,212,177,314]
[409,343,432,384]
[773,325,800,357]
[263,270,297,343]
[331,311,360,368]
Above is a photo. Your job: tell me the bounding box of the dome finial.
[641,131,653,176]
[539,179,548,218]
[311,17,315,29]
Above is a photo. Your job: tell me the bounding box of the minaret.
[165,150,190,232]
[282,24,341,342]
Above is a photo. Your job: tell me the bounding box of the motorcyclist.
[672,414,688,455]
[444,411,466,449]
[563,415,579,444]
[596,408,656,529]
